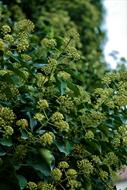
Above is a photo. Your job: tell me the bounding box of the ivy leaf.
[17,175,27,190]
[67,81,80,96]
[60,80,67,95]
[26,148,54,177]
[39,148,55,169]
[55,141,73,156]
[0,147,6,156]
[0,137,13,147]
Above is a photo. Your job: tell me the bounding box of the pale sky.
[104,0,127,68]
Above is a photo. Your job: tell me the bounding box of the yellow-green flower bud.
[14,19,35,33]
[77,159,93,176]
[37,99,49,110]
[27,182,37,190]
[85,130,94,140]
[4,34,14,43]
[4,126,14,136]
[2,25,11,34]
[67,179,81,189]
[15,144,27,160]
[58,161,69,169]
[17,39,29,52]
[16,119,28,129]
[51,112,64,122]
[0,38,4,51]
[41,38,56,48]
[0,107,15,125]
[34,113,45,122]
[57,71,71,80]
[66,169,77,179]
[99,170,108,181]
[21,54,32,61]
[123,136,127,145]
[37,182,56,190]
[54,120,69,132]
[51,168,62,181]
[92,155,101,164]
[39,132,54,146]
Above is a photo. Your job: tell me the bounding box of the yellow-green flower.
[1,25,11,34]
[67,179,81,189]
[4,126,14,137]
[39,132,54,146]
[85,130,94,140]
[14,19,35,33]
[51,168,62,181]
[34,113,45,122]
[66,169,77,179]
[41,38,56,48]
[4,34,14,43]
[51,112,64,122]
[37,99,49,110]
[54,120,69,132]
[27,182,37,190]
[77,159,93,176]
[58,161,69,169]
[16,119,28,129]
[57,71,71,80]
[37,182,56,190]
[0,38,5,51]
[17,38,29,52]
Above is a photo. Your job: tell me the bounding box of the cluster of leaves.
[0,1,127,190]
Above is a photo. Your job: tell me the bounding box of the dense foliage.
[0,1,127,190]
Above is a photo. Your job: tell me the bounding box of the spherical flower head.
[118,125,127,135]
[1,25,11,34]
[67,179,81,189]
[104,152,118,166]
[39,132,54,146]
[37,182,56,190]
[51,112,64,123]
[0,117,5,128]
[67,28,80,39]
[57,71,71,81]
[92,155,101,164]
[4,126,14,137]
[37,99,49,110]
[0,107,15,125]
[14,19,35,33]
[58,161,69,169]
[123,136,127,145]
[41,38,57,48]
[113,136,121,147]
[4,34,14,43]
[27,182,37,190]
[16,119,28,129]
[66,169,77,179]
[15,144,27,160]
[54,120,69,132]
[85,130,94,140]
[102,74,112,85]
[21,54,32,61]
[34,113,45,122]
[51,168,62,181]
[0,38,5,51]
[66,46,80,60]
[48,58,57,66]
[17,38,29,52]
[99,170,108,181]
[77,159,93,176]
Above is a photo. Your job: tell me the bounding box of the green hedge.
[0,1,127,190]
